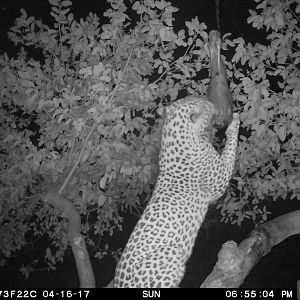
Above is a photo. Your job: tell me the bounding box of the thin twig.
[288,8,300,31]
[58,122,97,194]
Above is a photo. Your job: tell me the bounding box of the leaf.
[185,17,200,34]
[18,71,31,80]
[46,247,51,257]
[98,195,106,207]
[159,27,176,42]
[261,87,269,98]
[275,12,284,27]
[19,8,27,18]
[132,1,140,10]
[79,66,92,77]
[50,11,59,20]
[49,0,59,6]
[52,7,61,14]
[67,13,74,22]
[60,8,71,16]
[74,118,84,132]
[57,113,65,123]
[40,32,49,44]
[20,79,34,88]
[100,75,111,82]
[93,63,104,77]
[278,126,286,141]
[99,175,107,189]
[61,0,72,7]
[256,125,265,137]
[26,91,39,108]
[101,31,111,39]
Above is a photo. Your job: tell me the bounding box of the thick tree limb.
[200,210,300,288]
[43,190,95,288]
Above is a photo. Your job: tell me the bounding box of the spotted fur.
[114,96,240,287]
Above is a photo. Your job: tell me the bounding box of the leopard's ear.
[190,112,202,123]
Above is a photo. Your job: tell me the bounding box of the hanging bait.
[207,30,233,127]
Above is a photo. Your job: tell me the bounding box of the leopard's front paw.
[226,113,240,135]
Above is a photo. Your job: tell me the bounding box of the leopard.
[114,96,240,288]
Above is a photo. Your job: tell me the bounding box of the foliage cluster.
[219,0,300,224]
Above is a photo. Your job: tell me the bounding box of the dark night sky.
[0,0,267,55]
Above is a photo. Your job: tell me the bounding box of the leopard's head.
[162,97,216,147]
